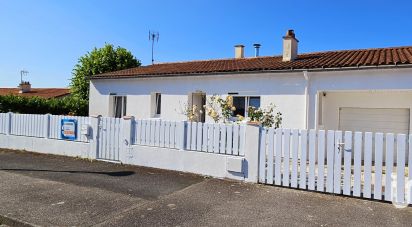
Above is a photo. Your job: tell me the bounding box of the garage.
[318,91,412,134]
[338,107,410,134]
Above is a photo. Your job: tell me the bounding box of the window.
[152,93,161,116]
[249,97,261,109]
[113,96,127,118]
[232,96,261,117]
[233,96,246,116]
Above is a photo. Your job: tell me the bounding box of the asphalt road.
[0,149,411,226]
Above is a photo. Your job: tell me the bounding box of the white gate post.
[6,112,12,135]
[121,116,134,163]
[89,115,101,160]
[243,124,260,183]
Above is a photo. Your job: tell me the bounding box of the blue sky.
[0,0,411,88]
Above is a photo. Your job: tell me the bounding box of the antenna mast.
[20,70,29,84]
[149,30,159,65]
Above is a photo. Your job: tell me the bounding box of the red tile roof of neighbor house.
[0,88,71,99]
[92,46,412,79]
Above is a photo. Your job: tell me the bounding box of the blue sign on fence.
[61,119,77,140]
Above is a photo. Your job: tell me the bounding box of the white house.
[89,30,412,133]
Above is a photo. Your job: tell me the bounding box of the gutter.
[90,64,412,80]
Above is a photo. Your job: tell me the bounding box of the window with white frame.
[113,96,127,118]
[232,96,261,118]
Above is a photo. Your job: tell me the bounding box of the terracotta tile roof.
[0,88,71,99]
[92,46,412,79]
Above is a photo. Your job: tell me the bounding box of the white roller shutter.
[338,108,410,134]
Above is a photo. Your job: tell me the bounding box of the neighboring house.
[89,30,412,134]
[0,81,70,99]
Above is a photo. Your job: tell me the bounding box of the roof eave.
[90,64,412,80]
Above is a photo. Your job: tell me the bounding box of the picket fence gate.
[258,128,412,205]
[96,117,122,161]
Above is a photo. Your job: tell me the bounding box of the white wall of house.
[90,67,412,131]
[89,72,307,129]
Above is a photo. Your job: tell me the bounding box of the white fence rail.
[134,119,182,149]
[0,113,10,134]
[133,120,246,156]
[259,128,412,205]
[186,122,246,156]
[0,113,91,142]
[10,114,48,138]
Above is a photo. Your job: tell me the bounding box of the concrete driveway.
[0,149,411,226]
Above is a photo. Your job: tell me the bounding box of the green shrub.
[0,95,88,116]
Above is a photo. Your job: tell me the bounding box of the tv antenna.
[149,30,159,64]
[20,70,29,84]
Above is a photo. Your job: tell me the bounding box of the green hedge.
[0,95,88,116]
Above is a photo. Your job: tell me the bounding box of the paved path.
[0,149,411,226]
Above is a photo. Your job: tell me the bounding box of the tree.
[70,44,141,100]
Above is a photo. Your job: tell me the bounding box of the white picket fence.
[259,128,412,205]
[134,119,182,149]
[2,112,412,205]
[186,122,246,155]
[10,114,48,138]
[133,120,246,156]
[1,114,246,156]
[0,113,91,142]
[0,113,10,134]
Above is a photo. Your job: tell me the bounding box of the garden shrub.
[0,95,88,116]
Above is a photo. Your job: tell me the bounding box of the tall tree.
[70,44,140,100]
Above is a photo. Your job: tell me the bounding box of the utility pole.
[149,31,159,64]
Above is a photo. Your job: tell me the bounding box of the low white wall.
[0,135,247,181]
[0,134,93,159]
[122,145,245,181]
[0,122,260,183]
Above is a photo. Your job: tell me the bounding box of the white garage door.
[339,107,410,134]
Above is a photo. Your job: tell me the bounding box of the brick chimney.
[234,45,245,59]
[19,81,31,93]
[282,29,298,62]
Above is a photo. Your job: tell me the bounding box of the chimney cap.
[234,44,245,47]
[253,43,261,48]
[283,29,299,42]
